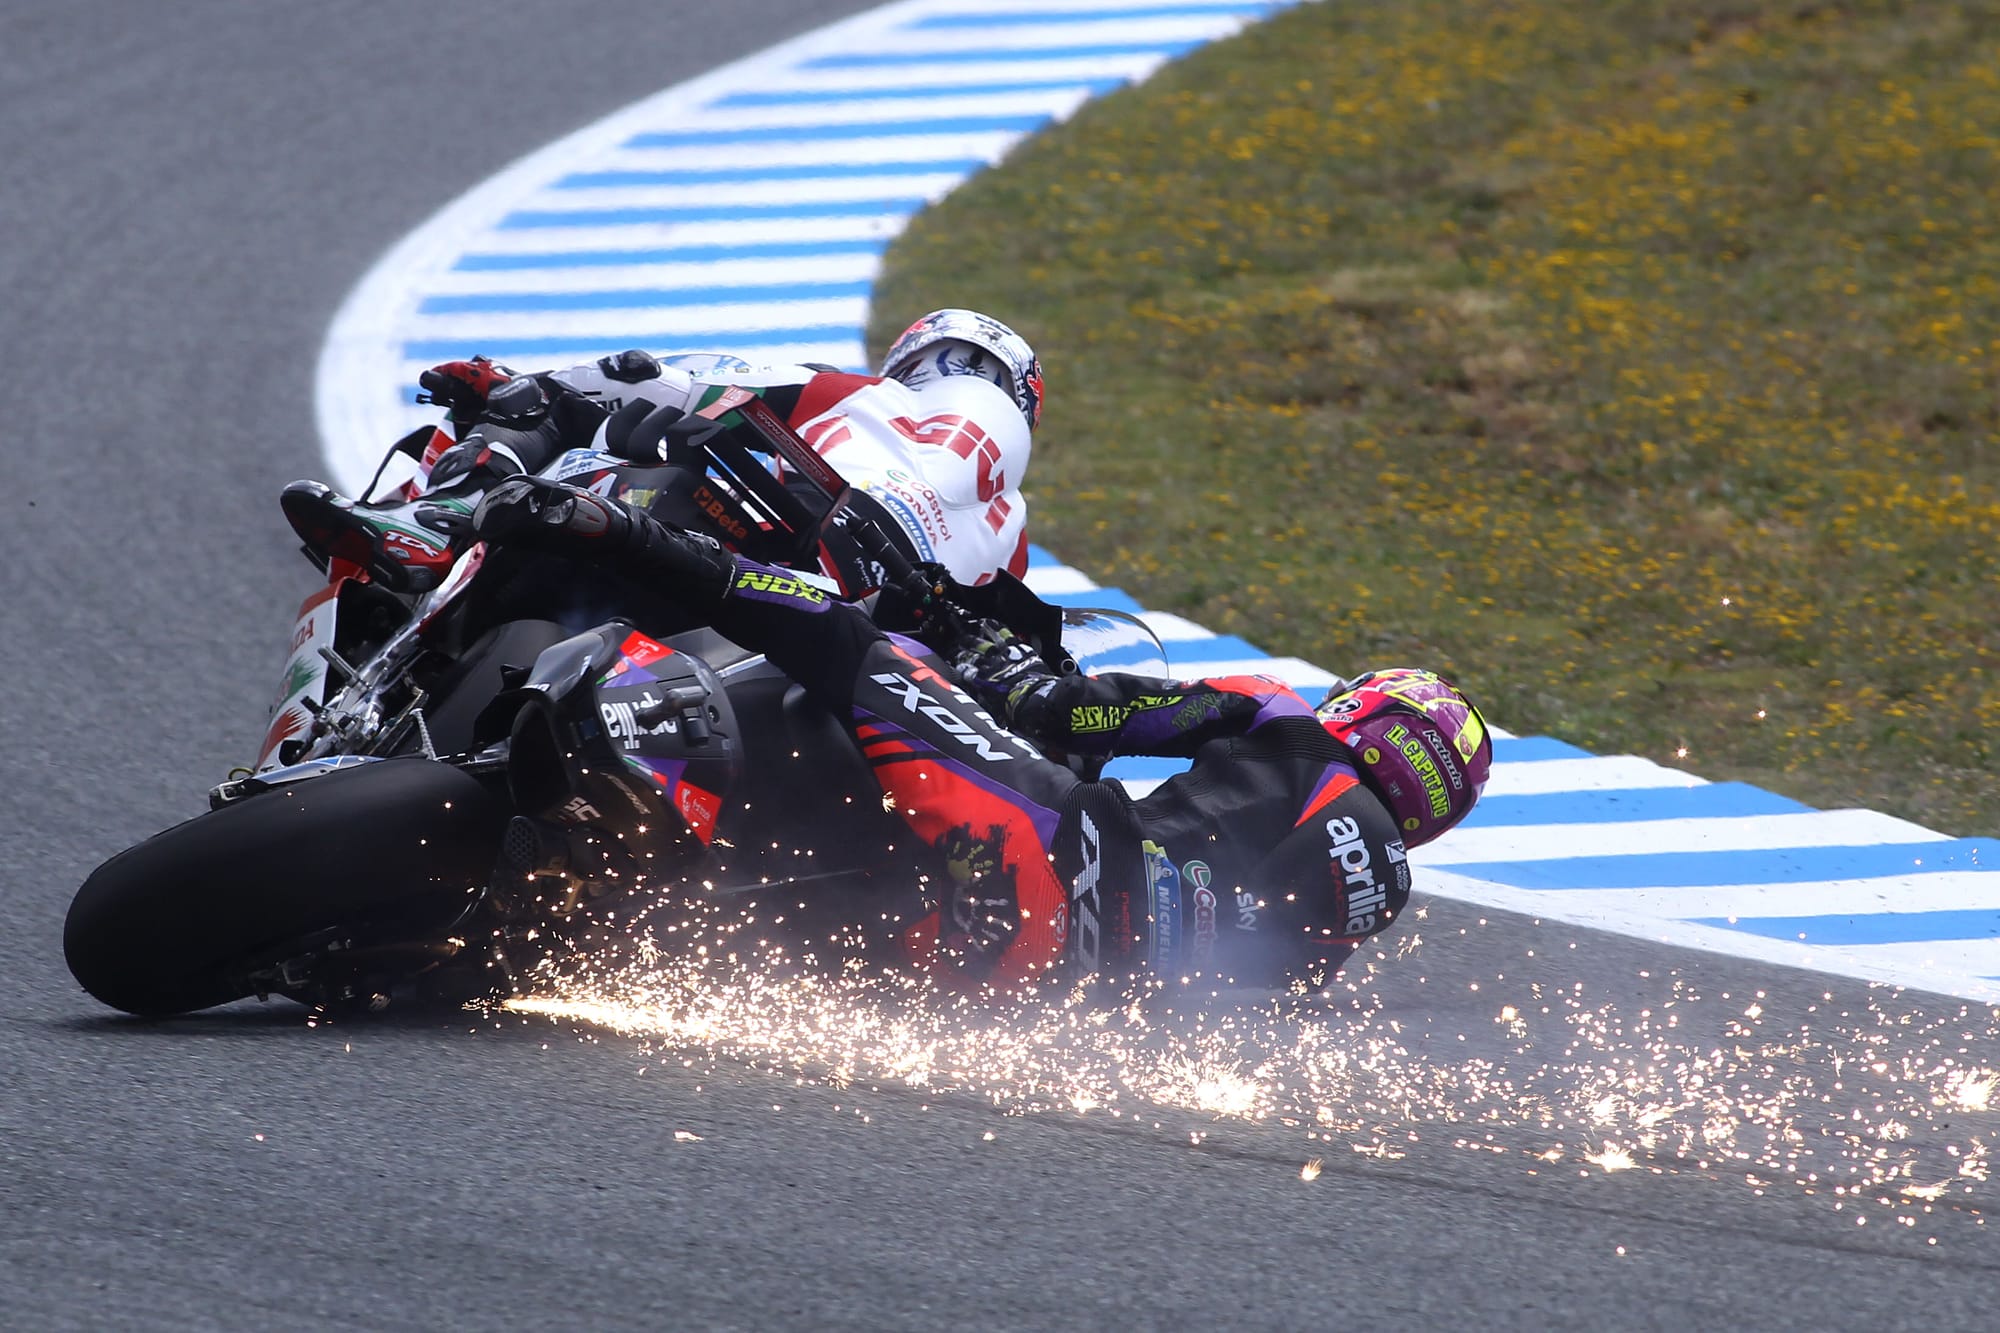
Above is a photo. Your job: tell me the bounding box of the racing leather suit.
[549,356,1033,591]
[695,562,1413,991]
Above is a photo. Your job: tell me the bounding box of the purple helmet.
[1315,669,1492,847]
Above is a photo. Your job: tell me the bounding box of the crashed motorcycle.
[64,396,1166,1016]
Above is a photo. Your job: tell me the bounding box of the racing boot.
[471,477,737,607]
[280,479,475,595]
[280,400,557,594]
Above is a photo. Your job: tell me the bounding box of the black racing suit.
[703,562,1413,990]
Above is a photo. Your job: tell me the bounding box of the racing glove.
[418,356,514,425]
[951,620,1061,734]
[596,348,663,383]
[472,477,736,605]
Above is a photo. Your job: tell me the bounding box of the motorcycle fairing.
[256,575,353,771]
[499,622,740,855]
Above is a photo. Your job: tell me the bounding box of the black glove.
[418,357,514,425]
[951,619,1059,728]
[472,476,630,547]
[596,348,662,383]
[472,478,735,603]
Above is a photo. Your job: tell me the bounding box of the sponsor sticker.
[618,631,674,667]
[1384,722,1451,818]
[1327,816,1394,937]
[1142,840,1180,974]
[599,692,681,751]
[675,781,721,843]
[551,449,623,481]
[733,568,826,603]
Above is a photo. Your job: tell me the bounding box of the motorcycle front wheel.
[64,757,508,1016]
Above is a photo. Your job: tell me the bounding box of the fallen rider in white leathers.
[286,309,1045,596]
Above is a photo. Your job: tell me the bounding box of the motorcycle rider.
[285,309,1043,597]
[467,477,1493,993]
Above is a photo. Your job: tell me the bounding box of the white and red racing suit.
[549,356,1032,591]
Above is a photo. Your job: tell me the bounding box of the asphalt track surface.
[7,4,2000,1328]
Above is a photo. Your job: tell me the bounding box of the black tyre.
[65,758,509,1016]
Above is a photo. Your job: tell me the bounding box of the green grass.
[869,0,2000,835]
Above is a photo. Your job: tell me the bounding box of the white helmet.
[880,309,1045,430]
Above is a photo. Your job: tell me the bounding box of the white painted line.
[1508,872,2000,923]
[516,174,975,212]
[402,299,871,343]
[1163,656,1344,689]
[641,88,1100,129]
[723,54,1164,92]
[1419,869,2000,1005]
[586,133,1025,172]
[1135,610,1217,642]
[1482,755,1707,798]
[837,17,1257,54]
[1420,810,1951,866]
[424,255,885,296]
[390,336,869,374]
[1021,566,1101,595]
[451,218,907,259]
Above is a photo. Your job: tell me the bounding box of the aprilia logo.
[1327,816,1387,936]
[599,693,678,751]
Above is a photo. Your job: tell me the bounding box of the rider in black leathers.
[470,477,1493,992]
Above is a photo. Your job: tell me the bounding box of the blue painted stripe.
[1462,783,1812,829]
[1162,634,1271,663]
[553,160,985,188]
[1077,645,1177,673]
[1492,736,1594,763]
[715,79,1123,106]
[1445,840,2000,891]
[912,4,1275,26]
[1102,755,1194,785]
[1692,909,2000,946]
[802,43,1200,68]
[418,280,874,315]
[499,198,926,229]
[400,326,860,361]
[624,115,1048,147]
[1043,586,1146,615]
[454,239,887,271]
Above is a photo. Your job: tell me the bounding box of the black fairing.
[499,623,740,853]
